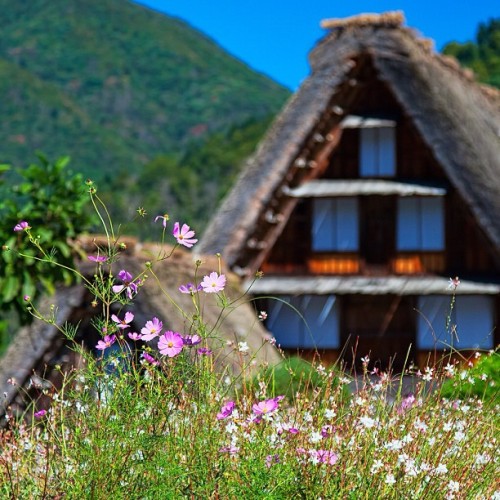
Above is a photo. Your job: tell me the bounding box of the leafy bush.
[440,350,499,402]
[253,356,349,404]
[0,154,93,325]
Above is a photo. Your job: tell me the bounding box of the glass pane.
[397,198,419,250]
[456,296,494,349]
[312,199,335,250]
[378,127,396,176]
[336,198,359,250]
[421,198,444,250]
[302,295,340,348]
[359,128,377,176]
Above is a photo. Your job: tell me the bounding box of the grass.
[1,188,499,498]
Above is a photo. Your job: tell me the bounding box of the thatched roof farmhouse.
[198,12,500,368]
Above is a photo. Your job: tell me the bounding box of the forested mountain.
[0,0,289,232]
[443,18,500,88]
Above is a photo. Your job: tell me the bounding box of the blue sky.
[137,1,498,90]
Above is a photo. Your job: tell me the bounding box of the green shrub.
[440,350,499,402]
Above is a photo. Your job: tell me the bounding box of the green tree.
[443,18,500,88]
[0,154,93,327]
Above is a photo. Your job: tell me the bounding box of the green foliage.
[105,115,274,236]
[440,351,500,402]
[0,154,93,325]
[254,355,349,403]
[0,0,289,183]
[442,18,500,88]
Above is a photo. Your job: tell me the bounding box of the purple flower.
[128,332,142,341]
[155,214,169,228]
[173,222,198,248]
[314,449,339,465]
[141,352,159,366]
[112,270,138,300]
[88,255,108,263]
[141,317,163,341]
[34,409,47,419]
[13,221,30,232]
[111,311,134,330]
[217,401,235,420]
[252,398,280,416]
[266,454,280,468]
[182,334,201,346]
[96,334,116,351]
[158,331,184,357]
[178,282,202,294]
[397,393,416,414]
[200,272,226,293]
[197,347,212,356]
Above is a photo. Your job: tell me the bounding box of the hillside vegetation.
[0,0,289,231]
[443,18,500,88]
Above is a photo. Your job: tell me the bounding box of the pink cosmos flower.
[141,317,163,341]
[13,221,30,232]
[200,272,226,293]
[111,311,134,330]
[178,282,202,294]
[173,222,198,248]
[128,332,142,341]
[96,334,116,351]
[88,255,108,263]
[154,214,169,228]
[252,397,280,416]
[112,270,138,300]
[141,352,159,366]
[182,334,201,346]
[158,331,184,357]
[314,449,339,465]
[217,401,235,420]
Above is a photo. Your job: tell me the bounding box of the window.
[266,295,340,349]
[417,295,494,350]
[359,127,396,177]
[312,198,358,251]
[397,197,444,250]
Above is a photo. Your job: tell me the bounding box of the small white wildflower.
[414,418,428,432]
[225,422,238,434]
[443,422,453,432]
[422,367,434,382]
[371,459,384,473]
[238,341,249,353]
[359,416,377,429]
[448,480,460,493]
[309,431,323,444]
[384,439,403,451]
[444,363,455,377]
[385,473,396,485]
[303,411,313,423]
[324,408,336,420]
[434,463,448,475]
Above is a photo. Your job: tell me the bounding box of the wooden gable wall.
[261,64,499,278]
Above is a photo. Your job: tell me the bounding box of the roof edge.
[320,11,405,30]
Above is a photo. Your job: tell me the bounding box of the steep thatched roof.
[197,12,500,273]
[0,240,280,416]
